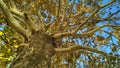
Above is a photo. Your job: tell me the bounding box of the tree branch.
[52,0,116,38]
[10,8,38,32]
[52,24,110,38]
[100,0,115,8]
[55,43,105,54]
[24,13,38,32]
[9,0,16,8]
[10,8,25,18]
[73,0,116,33]
[55,43,120,59]
[0,0,30,40]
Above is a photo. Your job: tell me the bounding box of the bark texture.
[10,31,55,68]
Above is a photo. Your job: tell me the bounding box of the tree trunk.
[10,31,55,68]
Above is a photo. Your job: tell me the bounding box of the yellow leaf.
[0,53,4,57]
[14,44,19,48]
[8,48,11,53]
[13,40,17,43]
[6,58,10,61]
[6,38,10,42]
[32,4,35,8]
[0,31,3,36]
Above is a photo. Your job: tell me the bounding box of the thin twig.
[52,24,110,38]
[73,0,116,33]
[52,0,116,38]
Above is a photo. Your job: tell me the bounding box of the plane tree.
[0,0,120,68]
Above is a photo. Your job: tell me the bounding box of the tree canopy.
[0,0,120,68]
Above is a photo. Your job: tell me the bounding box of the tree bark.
[10,31,55,68]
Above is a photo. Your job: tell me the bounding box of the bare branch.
[100,0,116,8]
[37,9,44,30]
[73,0,116,33]
[24,13,38,32]
[13,14,27,27]
[52,0,116,38]
[55,43,106,54]
[107,10,120,19]
[93,10,120,23]
[10,8,24,18]
[110,25,120,30]
[9,0,16,8]
[63,1,75,28]
[0,0,30,40]
[55,43,120,59]
[56,0,60,21]
[52,24,110,38]
[10,8,38,32]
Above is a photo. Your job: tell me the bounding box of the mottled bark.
[10,31,55,68]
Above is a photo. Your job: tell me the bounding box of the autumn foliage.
[0,0,120,68]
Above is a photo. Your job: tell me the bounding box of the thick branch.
[55,44,105,54]
[0,0,30,40]
[55,43,120,59]
[10,8,38,32]
[10,8,24,18]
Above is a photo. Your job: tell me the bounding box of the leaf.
[0,31,3,36]
[13,40,17,43]
[14,44,19,48]
[32,4,35,8]
[7,48,11,53]
[0,53,4,57]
